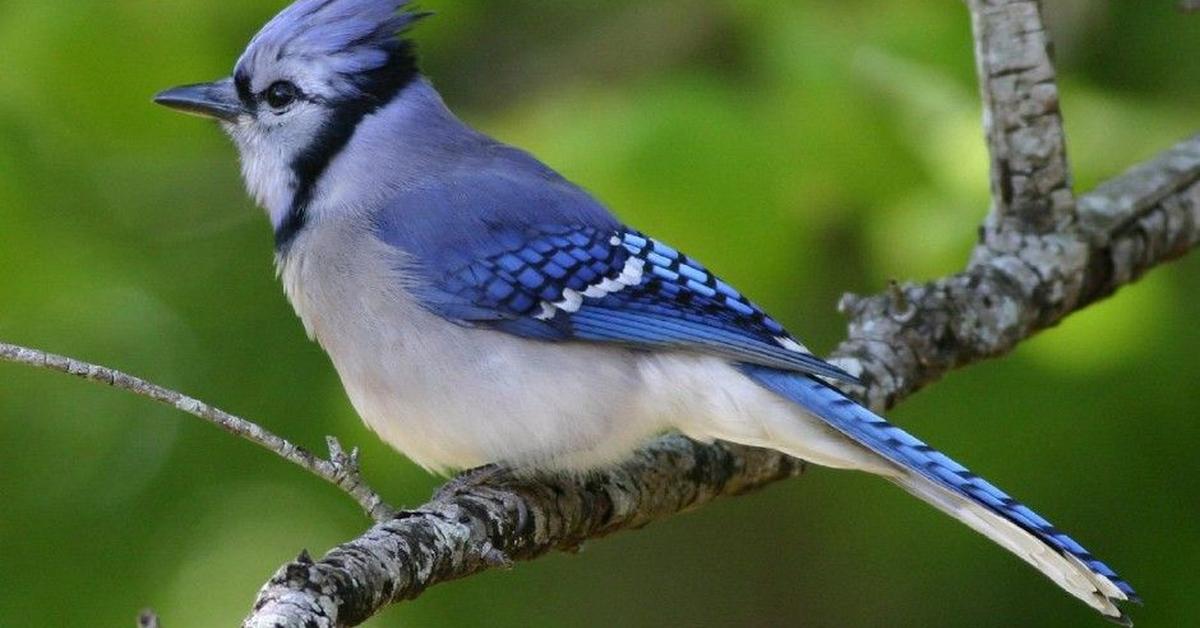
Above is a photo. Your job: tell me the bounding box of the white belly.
[278,220,890,476]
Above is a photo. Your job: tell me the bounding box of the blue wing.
[369,143,855,382]
[405,222,859,383]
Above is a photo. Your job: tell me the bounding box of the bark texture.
[969,0,1074,236]
[247,440,803,627]
[234,2,1197,625]
[832,133,1200,411]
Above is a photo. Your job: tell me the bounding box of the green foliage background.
[1,1,1198,626]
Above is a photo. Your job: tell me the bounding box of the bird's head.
[155,0,428,245]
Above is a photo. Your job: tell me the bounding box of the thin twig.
[0,342,395,521]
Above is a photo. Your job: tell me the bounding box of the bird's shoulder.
[368,142,857,382]
[372,139,619,261]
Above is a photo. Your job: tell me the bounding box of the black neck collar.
[274,45,421,251]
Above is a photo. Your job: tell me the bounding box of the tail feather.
[892,473,1131,624]
[739,365,1137,622]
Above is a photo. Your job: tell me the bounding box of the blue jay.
[154,0,1137,622]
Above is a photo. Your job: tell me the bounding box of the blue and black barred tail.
[739,365,1139,625]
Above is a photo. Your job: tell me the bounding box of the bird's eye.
[264,81,300,110]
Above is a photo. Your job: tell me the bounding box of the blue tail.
[740,364,1138,623]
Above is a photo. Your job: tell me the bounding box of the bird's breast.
[272,220,678,473]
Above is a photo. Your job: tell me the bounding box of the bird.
[154,0,1137,623]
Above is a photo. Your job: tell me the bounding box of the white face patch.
[226,38,353,231]
[535,256,646,320]
[224,97,333,230]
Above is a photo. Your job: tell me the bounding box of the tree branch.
[832,134,1200,411]
[244,438,803,627]
[0,343,395,522]
[968,0,1074,236]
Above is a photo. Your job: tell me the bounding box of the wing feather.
[410,224,859,384]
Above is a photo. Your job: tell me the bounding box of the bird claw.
[433,463,508,501]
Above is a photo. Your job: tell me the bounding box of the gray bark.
[243,1,1200,626]
[246,440,803,627]
[833,133,1200,411]
[969,0,1074,237]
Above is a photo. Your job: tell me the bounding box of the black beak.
[154,78,245,122]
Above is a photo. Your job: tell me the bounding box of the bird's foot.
[434,465,519,569]
[433,463,510,501]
